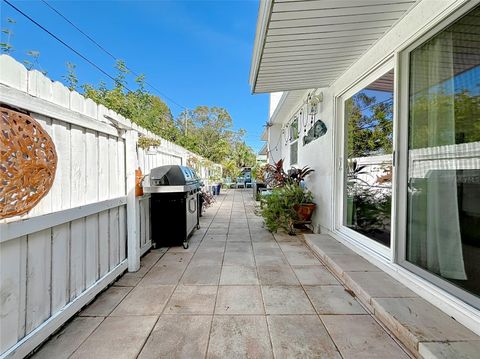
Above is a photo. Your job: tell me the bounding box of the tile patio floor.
[33,189,412,359]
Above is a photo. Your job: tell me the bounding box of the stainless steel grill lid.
[144,165,200,193]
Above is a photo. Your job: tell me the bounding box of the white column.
[125,130,140,272]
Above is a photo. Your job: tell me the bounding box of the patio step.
[303,234,480,359]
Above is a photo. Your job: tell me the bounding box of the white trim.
[126,130,141,272]
[0,197,127,243]
[249,0,273,90]
[0,83,119,137]
[140,241,152,256]
[269,92,290,124]
[0,260,128,359]
[332,57,395,260]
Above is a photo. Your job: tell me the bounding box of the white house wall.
[268,0,480,335]
[273,90,334,232]
[272,0,473,233]
[269,92,283,117]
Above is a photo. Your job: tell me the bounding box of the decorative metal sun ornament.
[0,106,57,218]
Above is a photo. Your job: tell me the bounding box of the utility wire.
[3,0,136,93]
[40,0,187,111]
[356,97,393,113]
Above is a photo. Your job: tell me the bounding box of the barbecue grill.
[143,165,201,249]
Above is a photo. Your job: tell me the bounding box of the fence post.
[125,130,140,272]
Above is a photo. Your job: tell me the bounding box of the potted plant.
[260,160,316,234]
[199,190,215,216]
[287,166,316,221]
[260,183,314,235]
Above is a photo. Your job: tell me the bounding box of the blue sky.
[1,0,268,152]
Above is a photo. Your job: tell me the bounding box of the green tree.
[63,62,78,91]
[81,60,178,141]
[346,92,393,157]
[175,106,257,172]
[176,106,235,163]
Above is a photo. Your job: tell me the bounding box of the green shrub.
[260,184,313,235]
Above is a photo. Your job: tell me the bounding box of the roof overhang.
[269,90,309,124]
[250,0,418,93]
[258,143,268,155]
[261,127,268,140]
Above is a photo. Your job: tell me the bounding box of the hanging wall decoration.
[0,106,58,218]
[303,119,327,145]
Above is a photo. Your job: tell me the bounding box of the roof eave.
[249,0,273,93]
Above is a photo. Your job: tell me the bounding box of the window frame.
[333,58,396,260]
[289,117,299,166]
[395,2,480,309]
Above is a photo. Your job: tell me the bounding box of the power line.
[356,97,393,113]
[3,0,136,93]
[40,0,187,110]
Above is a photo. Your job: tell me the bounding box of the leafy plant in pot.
[287,166,316,221]
[261,184,314,235]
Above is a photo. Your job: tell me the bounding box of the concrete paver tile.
[268,315,341,359]
[305,285,367,314]
[292,265,340,285]
[220,265,259,285]
[257,265,299,285]
[110,285,175,316]
[215,286,264,314]
[262,285,315,314]
[79,286,131,316]
[33,317,104,359]
[207,316,273,359]
[164,285,217,314]
[138,315,212,359]
[181,265,222,285]
[321,314,410,359]
[223,250,255,266]
[70,316,157,359]
[283,250,321,265]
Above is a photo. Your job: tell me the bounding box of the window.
[289,117,299,142]
[290,141,298,166]
[290,117,299,165]
[405,5,480,302]
[343,70,394,247]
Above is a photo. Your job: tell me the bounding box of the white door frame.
[333,58,396,260]
[395,0,480,310]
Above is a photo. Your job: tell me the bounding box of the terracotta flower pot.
[135,167,144,197]
[294,203,316,221]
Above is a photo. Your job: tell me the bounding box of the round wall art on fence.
[0,106,57,219]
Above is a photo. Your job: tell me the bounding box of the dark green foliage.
[81,60,179,142]
[261,184,313,235]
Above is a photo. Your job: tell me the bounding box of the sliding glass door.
[342,69,394,250]
[401,5,480,307]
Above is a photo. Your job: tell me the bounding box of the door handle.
[188,197,196,213]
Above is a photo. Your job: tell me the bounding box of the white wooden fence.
[0,55,216,358]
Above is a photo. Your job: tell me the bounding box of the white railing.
[0,55,216,359]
